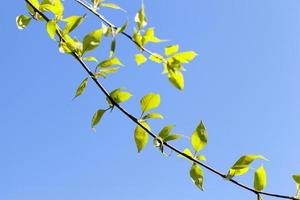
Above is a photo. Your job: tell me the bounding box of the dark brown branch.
[23,1,299,200]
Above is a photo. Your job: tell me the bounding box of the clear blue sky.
[1,0,300,199]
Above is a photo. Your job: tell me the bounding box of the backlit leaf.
[164,134,183,142]
[83,56,98,62]
[74,77,88,98]
[116,20,128,34]
[82,28,103,55]
[254,165,267,191]
[142,112,163,120]
[134,53,147,66]
[168,70,184,90]
[190,164,204,191]
[140,93,160,114]
[191,121,208,152]
[101,3,125,12]
[107,88,132,106]
[173,51,197,63]
[135,2,147,30]
[97,57,123,68]
[91,109,106,129]
[165,45,179,56]
[46,20,57,40]
[63,15,86,34]
[158,125,175,139]
[16,15,31,30]
[134,121,150,153]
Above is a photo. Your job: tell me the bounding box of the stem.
[23,1,299,200]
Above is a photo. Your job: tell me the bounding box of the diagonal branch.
[24,1,299,200]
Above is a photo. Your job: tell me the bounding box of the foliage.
[17,1,299,200]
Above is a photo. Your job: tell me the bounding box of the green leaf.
[173,51,197,63]
[107,88,132,106]
[97,57,123,68]
[26,0,43,20]
[134,53,147,66]
[135,2,147,30]
[293,175,300,184]
[63,15,86,34]
[168,70,184,90]
[74,77,88,98]
[142,112,163,120]
[142,27,165,44]
[82,28,103,55]
[133,30,143,48]
[40,0,64,19]
[140,93,160,114]
[16,15,31,30]
[91,109,106,129]
[196,154,206,161]
[227,154,267,179]
[191,121,208,152]
[83,56,98,62]
[134,121,150,153]
[254,165,267,191]
[149,53,164,63]
[181,148,194,158]
[164,134,183,142]
[158,125,175,139]
[110,39,116,57]
[46,20,57,40]
[116,20,128,34]
[190,164,204,191]
[165,45,179,56]
[101,3,125,12]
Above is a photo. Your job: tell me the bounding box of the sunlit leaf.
[191,121,208,152]
[227,154,267,179]
[168,70,184,90]
[97,57,123,68]
[158,125,175,139]
[91,109,106,129]
[46,20,57,40]
[164,134,183,142]
[149,53,164,63]
[196,154,206,161]
[165,45,179,56]
[110,39,116,57]
[293,175,300,184]
[134,121,150,153]
[82,28,103,55]
[142,27,165,44]
[83,56,98,62]
[74,77,88,98]
[173,51,197,63]
[134,53,147,66]
[107,88,132,106]
[142,112,163,120]
[135,2,147,30]
[116,20,128,34]
[16,15,31,30]
[63,15,86,34]
[190,163,204,191]
[254,165,267,191]
[101,3,125,12]
[140,93,160,114]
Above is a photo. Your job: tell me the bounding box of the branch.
[24,1,299,199]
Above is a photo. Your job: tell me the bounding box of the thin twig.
[23,1,299,200]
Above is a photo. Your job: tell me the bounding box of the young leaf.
[142,112,163,120]
[91,109,106,129]
[158,125,175,139]
[97,57,123,68]
[134,53,147,66]
[135,2,147,30]
[101,3,125,12]
[26,0,43,20]
[134,121,150,153]
[196,155,206,161]
[180,148,194,159]
[165,45,179,56]
[143,27,165,44]
[140,93,160,114]
[293,175,300,184]
[164,134,183,142]
[74,77,88,98]
[46,20,57,40]
[254,165,267,191]
[16,15,31,30]
[168,70,184,90]
[83,56,98,62]
[173,51,197,63]
[107,88,132,106]
[227,155,267,179]
[63,15,86,34]
[116,20,128,34]
[190,164,204,191]
[191,121,208,153]
[82,28,103,55]
[110,39,116,57]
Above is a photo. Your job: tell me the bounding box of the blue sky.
[1,0,300,199]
